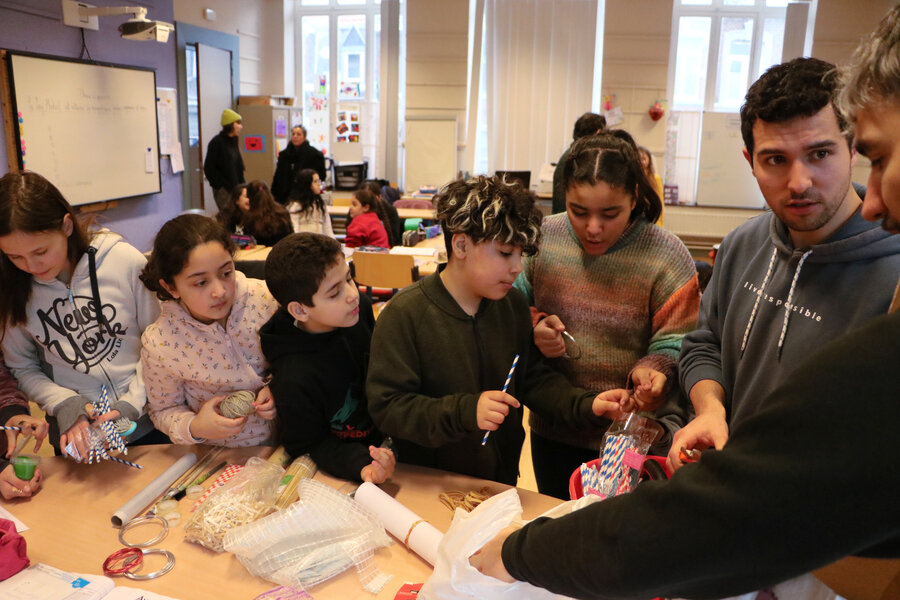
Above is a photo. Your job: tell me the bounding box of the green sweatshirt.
[366,269,610,485]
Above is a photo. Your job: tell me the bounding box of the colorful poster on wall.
[275,117,287,137]
[336,103,360,143]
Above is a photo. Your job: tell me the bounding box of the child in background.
[0,356,47,499]
[515,132,699,498]
[366,175,622,485]
[140,214,277,447]
[241,180,292,246]
[0,172,162,459]
[286,169,334,237]
[345,188,390,248]
[260,233,395,483]
[363,181,402,245]
[638,145,665,226]
[216,183,250,235]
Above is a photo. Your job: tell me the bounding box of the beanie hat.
[221,109,242,126]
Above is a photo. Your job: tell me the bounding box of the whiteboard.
[5,52,161,206]
[404,117,457,193]
[695,111,765,209]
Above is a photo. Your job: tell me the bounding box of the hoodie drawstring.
[777,249,813,357]
[740,247,778,357]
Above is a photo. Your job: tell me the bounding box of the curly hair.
[562,131,662,225]
[740,57,848,159]
[140,214,236,301]
[839,4,900,121]
[265,233,343,307]
[435,175,543,257]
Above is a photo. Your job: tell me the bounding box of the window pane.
[301,0,329,5]
[338,14,366,99]
[714,17,754,111]
[680,0,712,5]
[767,0,789,6]
[374,14,381,101]
[673,16,712,108]
[757,17,785,79]
[724,0,755,5]
[337,0,366,5]
[302,15,330,151]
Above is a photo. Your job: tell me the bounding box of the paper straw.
[0,426,22,432]
[481,354,519,446]
[354,482,443,566]
[111,452,197,527]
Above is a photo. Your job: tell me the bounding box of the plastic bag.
[420,488,582,600]
[224,479,392,594]
[183,457,283,552]
[584,411,661,498]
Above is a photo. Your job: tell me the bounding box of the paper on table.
[0,563,182,600]
[0,504,27,532]
[111,452,197,527]
[354,482,443,566]
[389,246,436,257]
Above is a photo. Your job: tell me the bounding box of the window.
[669,0,790,112]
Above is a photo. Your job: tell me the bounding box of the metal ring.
[123,548,175,580]
[118,514,169,548]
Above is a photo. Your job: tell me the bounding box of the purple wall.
[0,0,181,251]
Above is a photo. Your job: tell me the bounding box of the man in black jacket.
[470,6,900,599]
[271,125,327,204]
[204,108,245,211]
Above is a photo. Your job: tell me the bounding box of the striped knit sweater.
[515,213,700,450]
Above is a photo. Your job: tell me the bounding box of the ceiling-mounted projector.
[119,17,173,42]
[61,0,174,43]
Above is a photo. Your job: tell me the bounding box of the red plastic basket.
[568,455,671,500]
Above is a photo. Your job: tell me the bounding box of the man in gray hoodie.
[672,57,900,469]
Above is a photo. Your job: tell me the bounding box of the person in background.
[140,215,277,447]
[0,172,163,459]
[469,10,900,595]
[271,125,327,205]
[0,356,47,499]
[204,109,245,212]
[637,145,664,225]
[261,233,395,483]
[363,180,403,245]
[515,132,699,499]
[367,175,627,485]
[240,180,292,247]
[552,112,606,214]
[345,188,391,249]
[673,57,900,476]
[286,169,334,237]
[216,183,250,236]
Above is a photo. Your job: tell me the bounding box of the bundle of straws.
[159,446,226,503]
[581,434,639,498]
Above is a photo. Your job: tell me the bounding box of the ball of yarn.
[218,390,256,418]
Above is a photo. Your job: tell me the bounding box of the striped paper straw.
[0,426,22,432]
[481,354,519,446]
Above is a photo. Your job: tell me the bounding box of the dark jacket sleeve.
[271,149,292,204]
[502,311,900,600]
[204,135,226,190]
[0,360,30,459]
[311,148,327,182]
[366,299,480,447]
[270,366,372,482]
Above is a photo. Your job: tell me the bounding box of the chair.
[351,251,419,300]
[394,197,435,210]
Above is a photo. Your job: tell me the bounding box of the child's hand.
[252,386,277,420]
[591,389,628,419]
[476,391,520,431]
[533,315,567,358]
[0,463,43,499]
[59,416,92,461]
[4,415,49,458]
[189,395,249,441]
[360,445,396,484]
[630,367,667,412]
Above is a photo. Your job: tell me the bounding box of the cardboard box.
[815,557,900,600]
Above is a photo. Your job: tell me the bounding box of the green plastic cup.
[12,455,40,480]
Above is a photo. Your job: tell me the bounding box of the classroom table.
[234,245,444,278]
[326,205,436,220]
[6,445,561,600]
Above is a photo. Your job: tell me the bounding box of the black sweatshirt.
[260,295,384,481]
[502,310,900,599]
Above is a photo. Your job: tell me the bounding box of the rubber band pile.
[438,487,494,512]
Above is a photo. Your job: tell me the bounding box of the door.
[197,43,234,212]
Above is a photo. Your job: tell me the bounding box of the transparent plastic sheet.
[183,457,283,552]
[585,412,661,499]
[224,479,392,594]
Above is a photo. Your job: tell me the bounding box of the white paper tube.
[354,481,443,566]
[111,453,197,527]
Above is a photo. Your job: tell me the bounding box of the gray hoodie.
[1,231,160,433]
[680,209,900,427]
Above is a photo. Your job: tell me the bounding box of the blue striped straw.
[481,354,519,446]
[0,426,22,432]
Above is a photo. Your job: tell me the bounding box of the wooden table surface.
[6,445,561,599]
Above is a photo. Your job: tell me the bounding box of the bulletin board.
[1,50,161,206]
[404,116,457,193]
[695,111,765,209]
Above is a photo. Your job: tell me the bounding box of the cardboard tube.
[354,481,443,565]
[111,453,197,527]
